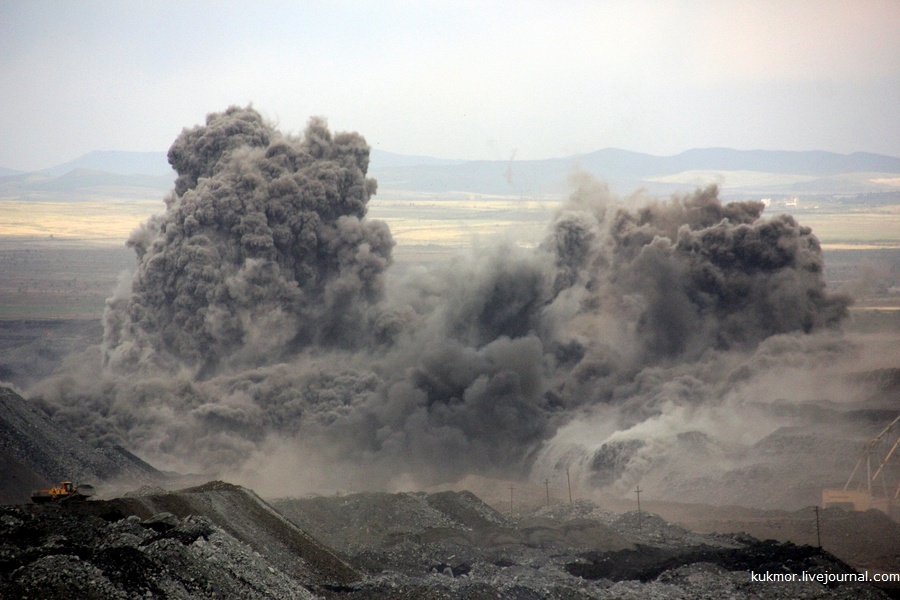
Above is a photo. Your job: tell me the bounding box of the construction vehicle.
[823,414,899,517]
[30,481,96,503]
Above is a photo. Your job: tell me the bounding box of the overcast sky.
[1,0,898,171]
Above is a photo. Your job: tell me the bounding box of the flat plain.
[0,189,897,322]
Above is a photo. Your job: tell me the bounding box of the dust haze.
[29,106,883,503]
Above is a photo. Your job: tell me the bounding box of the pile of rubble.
[275,491,890,599]
[0,484,891,599]
[0,505,314,598]
[0,386,161,505]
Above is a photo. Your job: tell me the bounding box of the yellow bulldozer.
[823,414,899,517]
[30,481,96,503]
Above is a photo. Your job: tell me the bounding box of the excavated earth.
[0,386,161,505]
[275,493,895,599]
[0,482,356,599]
[1,384,897,598]
[1,483,895,598]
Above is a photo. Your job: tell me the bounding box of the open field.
[794,206,900,249]
[0,198,160,244]
[0,238,133,319]
[0,192,897,321]
[367,193,558,248]
[2,190,897,249]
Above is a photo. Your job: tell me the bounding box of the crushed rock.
[0,504,316,599]
[274,491,889,599]
[0,386,161,505]
[1,485,890,598]
[124,485,168,498]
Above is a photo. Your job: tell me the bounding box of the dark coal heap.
[0,387,159,504]
[1,485,890,599]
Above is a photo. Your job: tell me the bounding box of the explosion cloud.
[104,106,392,375]
[32,106,859,499]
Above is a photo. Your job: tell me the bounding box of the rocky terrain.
[274,491,895,599]
[0,485,326,599]
[657,501,900,578]
[2,483,893,599]
[1,382,898,598]
[0,386,161,504]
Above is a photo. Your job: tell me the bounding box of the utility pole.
[814,505,821,548]
[509,485,515,515]
[544,479,551,507]
[566,468,573,506]
[635,486,643,530]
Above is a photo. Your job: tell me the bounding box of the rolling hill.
[2,147,899,197]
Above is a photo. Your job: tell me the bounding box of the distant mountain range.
[2,148,899,197]
[370,148,900,195]
[43,150,174,177]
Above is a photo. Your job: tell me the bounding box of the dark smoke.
[550,184,848,368]
[31,106,856,495]
[103,107,392,375]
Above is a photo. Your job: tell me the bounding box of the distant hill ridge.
[42,150,174,177]
[371,148,900,194]
[2,147,899,196]
[574,147,900,178]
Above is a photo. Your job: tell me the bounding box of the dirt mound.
[666,503,900,577]
[0,386,161,503]
[568,539,854,582]
[63,482,361,590]
[273,490,635,556]
[0,451,50,505]
[180,480,245,493]
[273,492,462,553]
[272,491,894,599]
[0,504,316,598]
[424,490,507,529]
[4,484,893,599]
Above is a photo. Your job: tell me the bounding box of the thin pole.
[635,486,643,530]
[817,506,822,548]
[509,485,515,514]
[545,479,551,507]
[566,468,573,506]
[867,448,873,495]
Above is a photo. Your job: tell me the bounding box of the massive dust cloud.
[105,107,392,374]
[31,106,859,497]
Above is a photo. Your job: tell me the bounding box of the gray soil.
[3,484,893,599]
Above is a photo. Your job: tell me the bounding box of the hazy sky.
[1,0,898,171]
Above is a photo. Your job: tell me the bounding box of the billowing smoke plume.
[104,106,392,375]
[32,107,860,501]
[540,181,849,405]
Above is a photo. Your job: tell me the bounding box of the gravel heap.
[0,386,161,504]
[672,504,900,577]
[0,505,316,598]
[275,491,889,599]
[3,488,888,600]
[0,482,890,599]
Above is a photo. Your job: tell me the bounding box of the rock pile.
[0,506,315,598]
[0,484,890,599]
[274,490,889,599]
[0,386,161,504]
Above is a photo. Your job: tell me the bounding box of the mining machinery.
[30,481,96,503]
[822,414,900,516]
